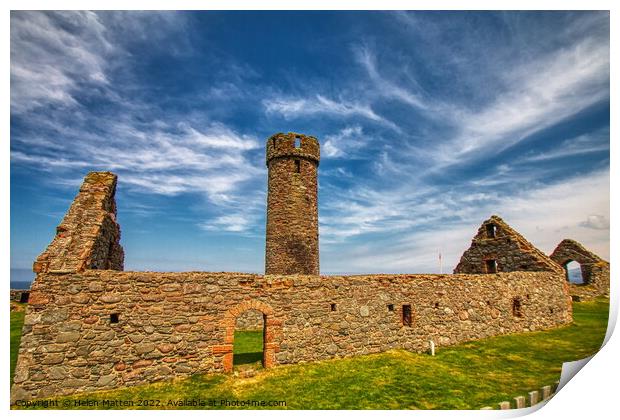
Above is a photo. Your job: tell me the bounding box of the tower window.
[294,137,301,148]
[387,304,394,311]
[402,305,412,327]
[272,138,276,148]
[485,259,498,273]
[330,303,337,311]
[295,159,300,173]
[486,223,497,238]
[110,313,119,324]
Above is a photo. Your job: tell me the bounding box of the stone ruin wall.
[550,239,610,301]
[11,269,572,402]
[32,172,124,275]
[454,216,563,274]
[454,217,609,301]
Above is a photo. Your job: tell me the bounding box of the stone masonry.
[32,172,124,274]
[454,215,563,275]
[12,270,571,402]
[11,134,581,403]
[550,239,610,300]
[235,309,265,330]
[265,133,320,275]
[454,216,609,301]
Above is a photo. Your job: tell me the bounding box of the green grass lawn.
[11,297,609,409]
[233,330,264,368]
[10,303,26,386]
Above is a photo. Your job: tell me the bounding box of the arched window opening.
[564,260,584,284]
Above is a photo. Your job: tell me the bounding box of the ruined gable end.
[550,239,610,295]
[33,171,124,273]
[454,215,563,274]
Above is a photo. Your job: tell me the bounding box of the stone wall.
[235,309,264,330]
[550,239,610,300]
[12,270,571,402]
[32,172,124,274]
[454,216,563,274]
[265,133,320,275]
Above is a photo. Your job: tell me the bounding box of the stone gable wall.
[32,172,124,274]
[550,239,610,299]
[12,270,571,402]
[454,216,563,274]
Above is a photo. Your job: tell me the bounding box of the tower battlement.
[266,132,320,166]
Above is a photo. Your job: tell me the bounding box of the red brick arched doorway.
[216,300,281,373]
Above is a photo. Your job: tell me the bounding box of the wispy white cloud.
[263,94,400,132]
[434,36,609,165]
[323,126,366,158]
[12,121,264,200]
[353,14,609,171]
[520,129,609,162]
[354,46,430,111]
[11,11,116,113]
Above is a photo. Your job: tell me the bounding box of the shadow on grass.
[234,352,263,366]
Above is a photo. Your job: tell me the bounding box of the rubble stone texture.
[550,239,610,300]
[454,216,563,274]
[265,133,319,275]
[32,172,124,274]
[235,309,264,330]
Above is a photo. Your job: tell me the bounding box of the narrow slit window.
[485,259,498,273]
[387,304,394,311]
[486,223,497,238]
[294,137,301,148]
[402,305,412,327]
[110,313,119,324]
[434,302,439,309]
[330,303,337,311]
[512,298,523,318]
[295,159,300,173]
[272,138,276,148]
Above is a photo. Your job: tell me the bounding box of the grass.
[233,330,264,368]
[11,297,609,409]
[10,303,26,386]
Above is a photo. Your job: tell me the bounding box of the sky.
[10,11,610,280]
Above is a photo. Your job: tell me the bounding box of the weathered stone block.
[134,343,155,354]
[56,332,81,343]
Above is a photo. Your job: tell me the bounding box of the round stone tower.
[265,132,320,275]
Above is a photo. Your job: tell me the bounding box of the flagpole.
[439,251,443,274]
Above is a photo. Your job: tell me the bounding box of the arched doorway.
[233,309,266,369]
[564,260,584,284]
[218,300,280,373]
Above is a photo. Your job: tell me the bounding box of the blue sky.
[10,11,610,279]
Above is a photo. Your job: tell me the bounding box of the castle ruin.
[11,133,608,402]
